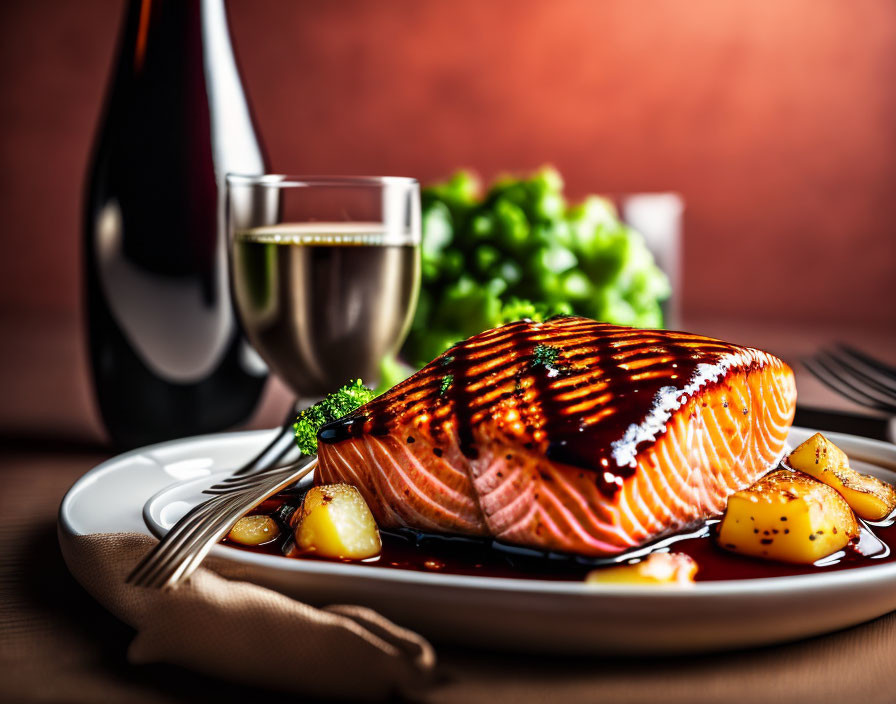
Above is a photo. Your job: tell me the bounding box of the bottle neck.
[101,0,264,174]
[118,0,233,78]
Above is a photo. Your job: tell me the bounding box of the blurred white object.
[622,193,684,328]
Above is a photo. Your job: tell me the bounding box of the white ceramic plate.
[59,426,896,655]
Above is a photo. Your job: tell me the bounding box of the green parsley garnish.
[439,374,454,395]
[532,344,561,368]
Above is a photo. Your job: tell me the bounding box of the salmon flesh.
[316,317,797,557]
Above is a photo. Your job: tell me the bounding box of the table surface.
[1,311,894,703]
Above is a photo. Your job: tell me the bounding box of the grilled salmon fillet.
[316,317,797,557]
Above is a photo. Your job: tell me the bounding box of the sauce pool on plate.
[223,491,895,582]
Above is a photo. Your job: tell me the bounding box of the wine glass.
[226,175,421,406]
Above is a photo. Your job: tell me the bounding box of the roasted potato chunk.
[717,469,859,564]
[227,515,280,546]
[788,433,896,521]
[585,552,697,586]
[294,484,381,560]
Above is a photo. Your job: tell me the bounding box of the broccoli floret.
[293,379,375,455]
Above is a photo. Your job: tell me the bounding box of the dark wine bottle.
[84,0,268,448]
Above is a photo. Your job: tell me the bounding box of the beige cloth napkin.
[60,532,896,704]
[60,532,435,702]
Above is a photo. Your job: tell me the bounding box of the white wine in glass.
[227,176,421,399]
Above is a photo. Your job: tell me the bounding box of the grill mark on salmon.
[316,317,797,557]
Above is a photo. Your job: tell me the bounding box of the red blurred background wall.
[1,0,894,326]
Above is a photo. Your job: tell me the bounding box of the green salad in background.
[381,167,670,390]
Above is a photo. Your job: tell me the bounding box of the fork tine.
[818,351,896,405]
[827,348,896,393]
[206,466,293,490]
[203,457,313,494]
[803,358,875,408]
[204,471,281,493]
[202,473,291,495]
[809,356,892,410]
[835,344,896,380]
[803,358,870,407]
[804,357,896,414]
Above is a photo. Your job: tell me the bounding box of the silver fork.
[127,455,318,589]
[804,344,896,414]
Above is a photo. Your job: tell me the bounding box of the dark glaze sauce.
[318,317,776,495]
[224,491,896,582]
[302,318,885,580]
